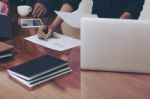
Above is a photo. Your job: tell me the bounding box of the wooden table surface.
[0,10,150,99]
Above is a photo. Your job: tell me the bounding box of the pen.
[41,17,49,41]
[43,26,48,34]
[43,17,49,34]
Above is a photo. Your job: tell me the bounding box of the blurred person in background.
[92,0,145,19]
[36,0,81,40]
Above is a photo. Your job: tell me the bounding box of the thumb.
[46,27,54,39]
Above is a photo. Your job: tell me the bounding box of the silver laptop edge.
[81,18,150,73]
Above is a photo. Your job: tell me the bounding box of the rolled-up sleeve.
[125,0,145,19]
[62,0,81,11]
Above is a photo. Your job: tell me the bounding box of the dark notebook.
[0,42,14,59]
[8,55,68,80]
[0,14,13,39]
[13,65,71,81]
[0,50,13,59]
[9,66,72,88]
[0,42,14,52]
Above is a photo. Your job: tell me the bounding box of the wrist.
[48,25,56,31]
[120,12,132,19]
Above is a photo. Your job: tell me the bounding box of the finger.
[35,6,45,17]
[33,7,42,17]
[37,27,44,33]
[38,33,44,39]
[41,8,47,17]
[37,8,44,17]
[38,32,47,40]
[46,32,53,39]
[37,28,47,39]
[37,5,47,17]
[46,28,53,39]
[32,4,39,17]
[32,4,42,17]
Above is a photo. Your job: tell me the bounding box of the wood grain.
[0,7,150,99]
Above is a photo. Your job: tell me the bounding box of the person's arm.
[48,0,81,29]
[32,0,54,17]
[51,3,73,28]
[120,0,145,19]
[50,0,81,30]
[37,3,74,40]
[37,0,81,40]
[62,0,81,11]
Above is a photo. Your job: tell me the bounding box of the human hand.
[1,0,8,4]
[37,26,54,40]
[32,2,47,17]
[120,12,132,19]
[0,0,8,14]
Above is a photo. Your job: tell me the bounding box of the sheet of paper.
[24,32,80,51]
[55,11,98,28]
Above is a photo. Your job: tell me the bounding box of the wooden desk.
[0,13,150,99]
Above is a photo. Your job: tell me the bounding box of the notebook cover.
[9,67,71,86]
[8,55,68,80]
[9,68,72,89]
[0,52,12,59]
[11,65,71,82]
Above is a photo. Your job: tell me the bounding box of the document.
[55,11,98,28]
[24,32,80,51]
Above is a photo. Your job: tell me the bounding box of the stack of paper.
[25,32,80,51]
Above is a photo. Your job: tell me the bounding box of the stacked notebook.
[8,55,72,88]
[0,42,14,60]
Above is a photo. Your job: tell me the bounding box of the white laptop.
[81,18,150,73]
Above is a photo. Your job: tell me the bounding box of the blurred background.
[77,0,150,20]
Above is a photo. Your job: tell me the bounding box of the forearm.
[123,0,145,19]
[120,12,132,19]
[50,3,73,28]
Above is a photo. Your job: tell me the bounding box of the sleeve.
[9,0,25,4]
[124,0,145,19]
[38,0,55,9]
[61,0,81,11]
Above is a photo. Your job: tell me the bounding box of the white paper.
[24,32,80,51]
[55,11,98,28]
